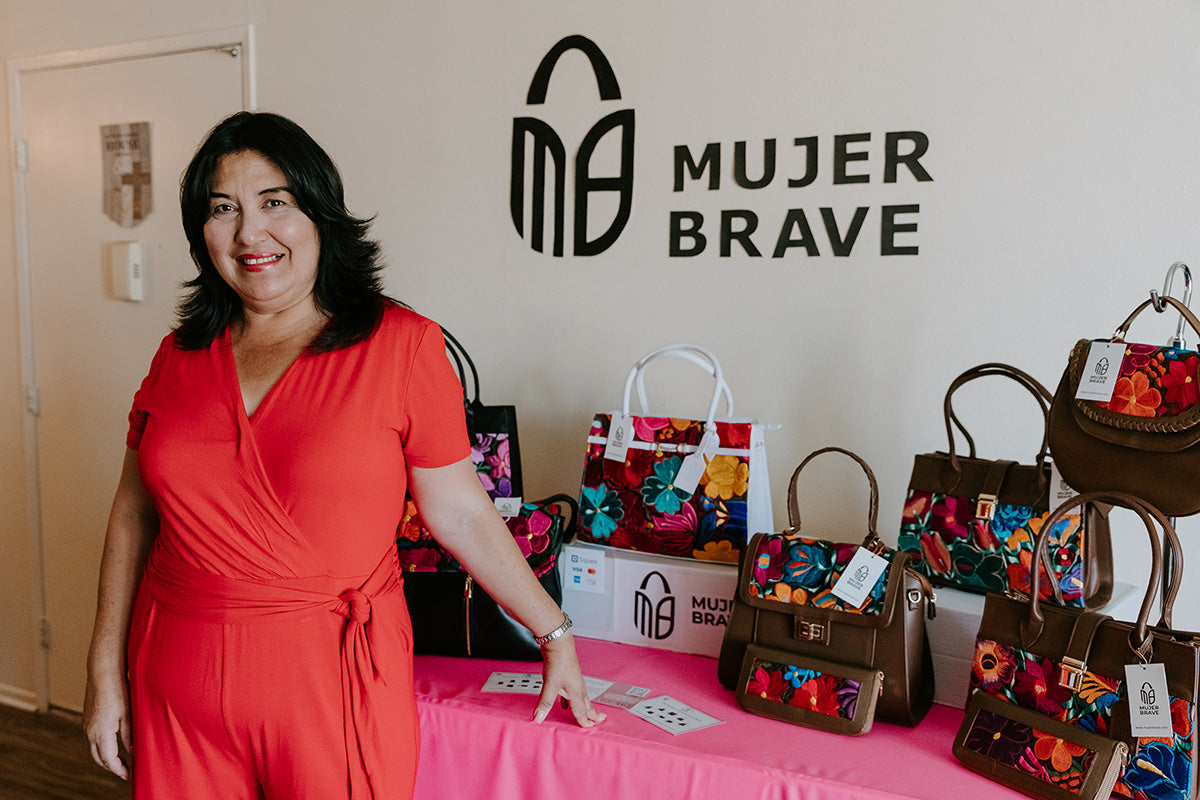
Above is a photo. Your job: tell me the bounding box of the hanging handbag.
[1048,295,1200,517]
[397,327,524,552]
[954,491,1198,800]
[899,363,1113,608]
[577,343,773,563]
[398,495,575,661]
[443,328,523,500]
[717,447,936,734]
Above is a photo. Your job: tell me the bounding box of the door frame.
[7,26,256,710]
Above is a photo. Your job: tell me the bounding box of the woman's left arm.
[408,457,606,728]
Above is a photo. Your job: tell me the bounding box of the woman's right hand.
[84,675,132,779]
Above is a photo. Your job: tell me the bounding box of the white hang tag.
[1074,342,1126,402]
[494,496,522,517]
[604,414,634,462]
[831,546,889,607]
[673,427,720,496]
[1125,663,1174,738]
[1049,461,1078,505]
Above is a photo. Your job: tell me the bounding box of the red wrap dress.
[125,303,469,800]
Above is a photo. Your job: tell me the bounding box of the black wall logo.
[511,35,634,256]
[633,571,675,640]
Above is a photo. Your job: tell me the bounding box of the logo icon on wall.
[511,35,635,257]
[633,571,675,640]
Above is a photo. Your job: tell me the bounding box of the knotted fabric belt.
[142,545,404,800]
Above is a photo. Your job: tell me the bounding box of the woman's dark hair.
[176,111,388,351]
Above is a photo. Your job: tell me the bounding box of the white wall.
[4,0,1199,703]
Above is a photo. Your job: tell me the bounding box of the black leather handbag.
[400,495,575,661]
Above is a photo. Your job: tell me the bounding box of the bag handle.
[942,363,1053,485]
[622,344,734,426]
[527,493,579,540]
[785,447,885,552]
[442,328,478,404]
[1024,491,1184,658]
[1112,294,1200,344]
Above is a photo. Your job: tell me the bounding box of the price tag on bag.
[494,497,523,517]
[673,426,720,496]
[1125,663,1174,738]
[831,547,888,607]
[1074,342,1126,402]
[1049,461,1077,506]
[604,414,633,462]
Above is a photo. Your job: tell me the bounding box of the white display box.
[929,581,1140,708]
[560,541,738,658]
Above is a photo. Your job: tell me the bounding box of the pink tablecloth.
[411,638,1023,800]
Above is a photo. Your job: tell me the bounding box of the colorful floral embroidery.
[745,657,861,720]
[470,432,514,499]
[397,500,565,576]
[1095,344,1200,418]
[898,491,1088,606]
[961,708,1097,793]
[577,413,753,562]
[746,534,889,616]
[969,638,1196,800]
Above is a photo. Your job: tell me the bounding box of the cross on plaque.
[121,160,152,218]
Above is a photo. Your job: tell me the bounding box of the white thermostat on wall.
[109,241,145,302]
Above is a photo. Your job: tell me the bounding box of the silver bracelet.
[533,612,572,646]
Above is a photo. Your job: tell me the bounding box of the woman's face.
[203,150,320,316]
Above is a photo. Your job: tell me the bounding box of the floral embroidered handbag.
[899,362,1113,608]
[398,327,523,550]
[1048,295,1200,517]
[956,491,1198,800]
[397,495,575,661]
[717,447,936,734]
[577,344,773,563]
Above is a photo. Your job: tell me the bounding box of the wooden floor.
[0,704,129,800]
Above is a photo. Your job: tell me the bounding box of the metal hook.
[1151,261,1193,348]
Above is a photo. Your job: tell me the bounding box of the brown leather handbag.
[900,363,1113,608]
[954,491,1198,800]
[717,447,936,734]
[1048,295,1200,517]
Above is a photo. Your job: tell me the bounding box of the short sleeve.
[399,321,471,469]
[126,337,170,450]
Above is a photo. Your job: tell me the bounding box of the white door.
[16,33,250,710]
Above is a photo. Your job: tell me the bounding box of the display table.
[412,638,1024,800]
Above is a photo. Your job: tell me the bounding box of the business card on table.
[483,672,543,694]
[629,695,723,735]
[481,672,614,700]
[594,681,653,710]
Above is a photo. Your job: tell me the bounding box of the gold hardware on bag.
[1059,655,1086,691]
[975,494,998,521]
[795,620,829,644]
[464,575,474,656]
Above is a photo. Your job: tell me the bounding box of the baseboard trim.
[0,684,40,712]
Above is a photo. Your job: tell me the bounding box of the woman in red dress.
[83,111,602,800]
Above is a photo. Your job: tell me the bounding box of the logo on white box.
[634,571,675,640]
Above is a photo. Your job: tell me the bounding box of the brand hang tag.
[831,546,889,607]
[1075,342,1126,402]
[1049,461,1078,505]
[604,414,633,462]
[494,496,523,517]
[1124,663,1174,739]
[673,426,720,497]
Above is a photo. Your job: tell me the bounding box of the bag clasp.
[794,619,829,645]
[1059,655,1087,692]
